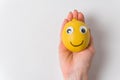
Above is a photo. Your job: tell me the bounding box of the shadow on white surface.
[86,14,107,80]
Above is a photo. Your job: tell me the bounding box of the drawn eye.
[80,26,87,34]
[66,27,73,34]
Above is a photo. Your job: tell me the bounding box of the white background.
[0,0,120,80]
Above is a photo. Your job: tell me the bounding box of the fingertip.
[67,12,73,21]
[74,9,78,13]
[78,12,85,22]
[73,9,78,19]
[63,19,68,25]
[60,19,68,39]
[62,19,68,29]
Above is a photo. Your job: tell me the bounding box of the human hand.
[59,10,95,80]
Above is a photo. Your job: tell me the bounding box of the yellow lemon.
[62,19,90,52]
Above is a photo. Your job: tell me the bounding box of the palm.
[59,10,95,78]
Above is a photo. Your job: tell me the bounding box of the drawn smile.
[70,40,84,47]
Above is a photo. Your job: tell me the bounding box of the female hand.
[59,10,95,80]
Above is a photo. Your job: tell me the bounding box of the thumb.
[59,41,72,61]
[59,19,72,60]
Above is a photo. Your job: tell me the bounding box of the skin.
[59,10,95,80]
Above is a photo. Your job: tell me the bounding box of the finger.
[60,19,68,38]
[62,19,69,27]
[73,9,78,20]
[59,41,68,53]
[59,18,72,60]
[59,41,72,60]
[88,30,95,54]
[78,12,85,22]
[67,12,73,21]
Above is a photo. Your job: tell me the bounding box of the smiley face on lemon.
[62,19,90,52]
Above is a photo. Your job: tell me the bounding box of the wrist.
[64,71,88,80]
